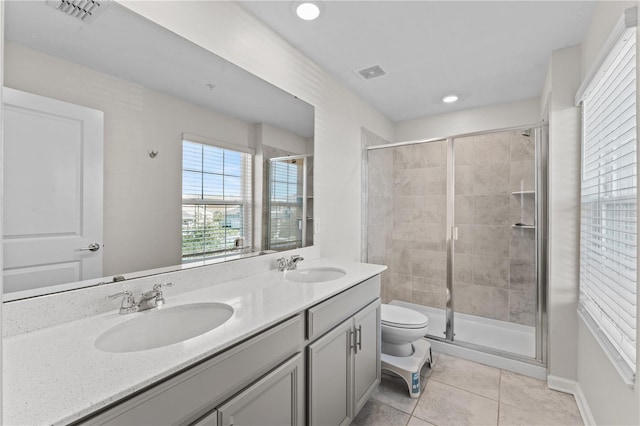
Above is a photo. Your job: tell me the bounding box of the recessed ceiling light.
[296,2,320,21]
[442,94,459,103]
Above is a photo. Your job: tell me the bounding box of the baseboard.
[574,383,596,426]
[547,375,595,426]
[547,375,577,394]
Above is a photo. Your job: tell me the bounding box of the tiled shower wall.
[368,130,537,327]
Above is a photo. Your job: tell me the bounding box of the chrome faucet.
[277,255,305,271]
[109,282,174,315]
[139,283,173,310]
[109,289,138,315]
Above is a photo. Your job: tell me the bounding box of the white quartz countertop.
[3,258,386,426]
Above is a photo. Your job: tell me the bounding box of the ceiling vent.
[356,65,386,81]
[46,0,108,22]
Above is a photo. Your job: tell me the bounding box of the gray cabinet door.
[217,354,304,426]
[307,319,353,426]
[353,299,381,415]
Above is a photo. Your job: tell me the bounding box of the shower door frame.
[364,122,549,367]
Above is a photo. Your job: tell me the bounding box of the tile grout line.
[427,375,500,403]
[368,396,415,425]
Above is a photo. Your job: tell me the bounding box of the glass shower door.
[366,141,449,339]
[267,157,307,251]
[451,129,537,358]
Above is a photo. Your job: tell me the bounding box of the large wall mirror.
[3,0,315,301]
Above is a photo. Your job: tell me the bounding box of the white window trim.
[183,132,255,155]
[575,6,638,106]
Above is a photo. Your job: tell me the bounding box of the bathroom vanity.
[2,254,385,426]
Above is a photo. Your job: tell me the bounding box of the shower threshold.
[390,300,544,378]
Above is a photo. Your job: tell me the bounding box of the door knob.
[79,243,100,252]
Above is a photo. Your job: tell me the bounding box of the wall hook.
[148,150,158,159]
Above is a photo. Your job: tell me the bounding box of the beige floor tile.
[499,370,582,425]
[430,354,501,400]
[499,401,583,426]
[372,374,420,414]
[351,399,411,426]
[407,416,436,426]
[413,380,498,426]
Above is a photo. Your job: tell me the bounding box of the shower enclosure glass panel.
[365,124,547,365]
[452,130,537,358]
[266,156,310,251]
[366,141,448,338]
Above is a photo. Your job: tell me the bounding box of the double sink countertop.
[3,258,386,426]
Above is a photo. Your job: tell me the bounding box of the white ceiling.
[5,1,314,138]
[240,1,597,122]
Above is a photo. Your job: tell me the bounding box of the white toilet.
[381,304,430,356]
[380,303,432,398]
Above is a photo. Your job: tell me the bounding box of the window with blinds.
[182,139,253,260]
[579,25,637,382]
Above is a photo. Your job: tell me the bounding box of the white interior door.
[3,87,104,297]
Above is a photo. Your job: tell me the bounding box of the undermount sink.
[95,303,234,353]
[284,267,346,283]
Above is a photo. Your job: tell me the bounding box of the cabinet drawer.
[306,275,380,341]
[79,315,303,426]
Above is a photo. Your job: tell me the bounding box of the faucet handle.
[109,290,137,314]
[277,257,289,271]
[109,289,133,300]
[152,282,173,307]
[152,282,174,291]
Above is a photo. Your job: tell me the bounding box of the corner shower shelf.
[511,191,535,195]
[512,224,536,229]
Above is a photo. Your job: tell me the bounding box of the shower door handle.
[451,226,459,240]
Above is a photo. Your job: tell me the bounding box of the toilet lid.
[381,304,429,329]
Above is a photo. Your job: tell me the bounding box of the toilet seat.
[381,304,429,329]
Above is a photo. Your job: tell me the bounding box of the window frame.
[577,16,638,386]
[181,134,254,261]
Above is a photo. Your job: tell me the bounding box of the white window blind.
[579,25,637,383]
[182,139,253,260]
